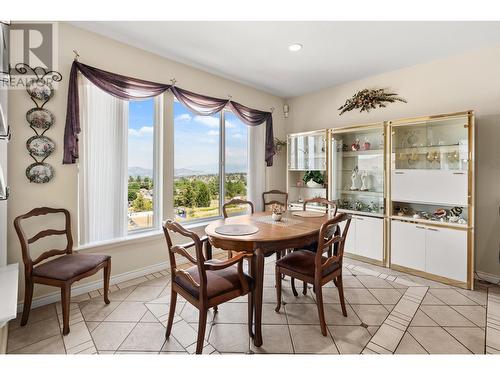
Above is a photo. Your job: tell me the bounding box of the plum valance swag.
[63,61,276,166]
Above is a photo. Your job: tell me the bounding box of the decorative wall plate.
[26,108,55,130]
[26,135,55,157]
[26,162,54,183]
[26,79,54,101]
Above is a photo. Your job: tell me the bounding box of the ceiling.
[71,21,500,98]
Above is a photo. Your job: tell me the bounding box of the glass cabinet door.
[330,126,385,215]
[391,115,469,171]
[288,131,326,171]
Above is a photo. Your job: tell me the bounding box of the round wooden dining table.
[205,210,332,347]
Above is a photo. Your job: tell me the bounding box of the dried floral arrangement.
[338,88,407,115]
[271,203,285,215]
[274,137,287,154]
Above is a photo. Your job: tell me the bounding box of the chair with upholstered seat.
[262,190,288,212]
[275,212,351,336]
[291,197,338,296]
[14,207,111,335]
[163,219,253,354]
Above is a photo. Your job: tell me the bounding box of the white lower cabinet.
[342,215,384,262]
[425,226,467,282]
[391,220,426,271]
[390,220,468,283]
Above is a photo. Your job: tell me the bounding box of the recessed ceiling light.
[288,43,303,52]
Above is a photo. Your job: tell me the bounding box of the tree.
[128,176,134,183]
[195,183,211,207]
[132,194,153,212]
[129,182,140,191]
[136,175,141,183]
[128,191,137,202]
[182,184,196,208]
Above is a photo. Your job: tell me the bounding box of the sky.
[127,98,248,174]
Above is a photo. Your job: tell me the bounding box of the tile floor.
[6,256,499,355]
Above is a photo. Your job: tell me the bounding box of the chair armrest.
[178,235,209,251]
[204,252,247,271]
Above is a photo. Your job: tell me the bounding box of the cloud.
[232,133,243,139]
[129,126,154,137]
[194,115,220,128]
[174,113,192,122]
[207,130,219,136]
[225,120,236,129]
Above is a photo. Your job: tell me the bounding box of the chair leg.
[61,284,71,335]
[213,305,218,315]
[247,291,254,338]
[103,260,111,304]
[290,277,298,297]
[275,266,282,312]
[20,277,34,326]
[302,282,308,295]
[336,275,347,317]
[165,291,177,338]
[315,283,327,336]
[196,309,208,354]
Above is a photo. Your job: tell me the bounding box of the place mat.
[292,210,326,218]
[252,215,303,227]
[214,224,259,236]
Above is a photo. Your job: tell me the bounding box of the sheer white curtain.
[247,124,266,212]
[78,76,128,244]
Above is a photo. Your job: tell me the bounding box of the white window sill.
[77,229,163,253]
[76,218,221,253]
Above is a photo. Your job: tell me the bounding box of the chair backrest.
[314,213,351,279]
[222,199,254,218]
[13,207,74,274]
[262,190,288,211]
[302,197,337,215]
[162,220,207,296]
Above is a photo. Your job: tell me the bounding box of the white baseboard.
[475,271,500,285]
[17,261,170,313]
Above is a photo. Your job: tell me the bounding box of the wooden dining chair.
[292,197,338,296]
[222,198,254,258]
[222,198,254,218]
[14,207,111,335]
[275,213,351,336]
[262,190,288,212]
[163,220,253,354]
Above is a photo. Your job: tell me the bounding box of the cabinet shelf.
[339,149,384,157]
[390,215,469,229]
[289,185,326,189]
[338,190,383,197]
[338,208,385,218]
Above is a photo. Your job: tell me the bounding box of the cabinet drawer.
[425,227,467,282]
[353,216,384,261]
[390,220,426,271]
[391,169,468,206]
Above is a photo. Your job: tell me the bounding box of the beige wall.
[7,22,286,303]
[286,43,500,278]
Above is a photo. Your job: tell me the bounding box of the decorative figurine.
[350,166,359,190]
[351,139,360,151]
[362,138,371,151]
[360,170,369,191]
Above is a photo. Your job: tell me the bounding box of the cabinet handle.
[394,171,404,175]
[427,227,439,231]
[453,172,465,175]
[415,225,425,229]
[357,217,364,221]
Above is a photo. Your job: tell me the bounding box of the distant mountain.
[128,167,153,178]
[174,168,205,177]
[129,165,247,178]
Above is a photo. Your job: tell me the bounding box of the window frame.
[127,95,163,235]
[172,107,247,225]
